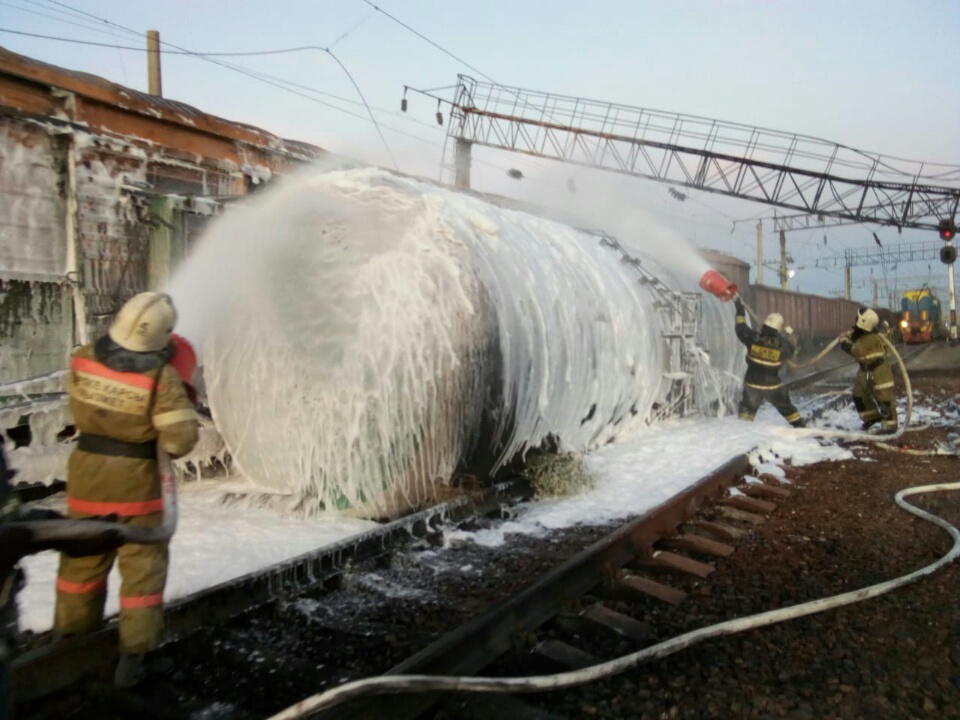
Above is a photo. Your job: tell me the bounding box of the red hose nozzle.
[699,269,738,301]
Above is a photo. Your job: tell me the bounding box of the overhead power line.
[4,1,548,183]
[359,0,494,83]
[0,27,367,57]
[8,2,399,169]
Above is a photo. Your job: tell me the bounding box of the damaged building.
[0,46,324,445]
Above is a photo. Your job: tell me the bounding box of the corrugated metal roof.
[0,46,324,158]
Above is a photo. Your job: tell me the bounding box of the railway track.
[13,344,930,719]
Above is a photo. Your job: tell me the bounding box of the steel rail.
[320,453,751,720]
[11,477,532,702]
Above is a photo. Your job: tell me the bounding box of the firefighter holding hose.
[840,307,898,432]
[54,292,199,688]
[733,297,806,428]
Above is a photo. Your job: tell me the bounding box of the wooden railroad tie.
[682,520,748,541]
[716,505,767,525]
[658,533,735,558]
[736,482,790,500]
[629,550,715,578]
[718,495,777,514]
[580,603,652,643]
[531,639,601,670]
[613,574,686,605]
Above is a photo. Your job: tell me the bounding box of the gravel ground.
[483,377,960,720]
[21,375,960,720]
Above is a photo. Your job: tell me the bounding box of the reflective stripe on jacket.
[66,344,199,517]
[735,312,795,389]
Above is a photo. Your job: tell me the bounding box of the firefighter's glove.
[734,298,745,315]
[784,326,794,335]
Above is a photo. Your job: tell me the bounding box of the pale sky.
[2,0,958,305]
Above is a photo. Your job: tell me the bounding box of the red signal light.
[939,219,957,242]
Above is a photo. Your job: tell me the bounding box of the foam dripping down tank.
[177,163,743,519]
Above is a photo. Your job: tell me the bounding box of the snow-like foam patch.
[441,414,852,549]
[16,482,379,633]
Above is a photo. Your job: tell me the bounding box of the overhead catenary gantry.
[436,75,960,232]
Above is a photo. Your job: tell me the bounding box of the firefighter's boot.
[114,653,146,688]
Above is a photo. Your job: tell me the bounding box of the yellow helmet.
[108,292,177,352]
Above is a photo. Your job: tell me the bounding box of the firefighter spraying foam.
[698,269,805,429]
[52,292,200,689]
[732,298,806,428]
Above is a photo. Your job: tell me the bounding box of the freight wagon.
[746,285,862,346]
[900,289,941,344]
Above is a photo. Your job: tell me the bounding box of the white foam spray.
[166,160,741,518]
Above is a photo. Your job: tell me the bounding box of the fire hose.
[730,291,915,444]
[734,294,844,371]
[269,480,960,719]
[6,450,178,545]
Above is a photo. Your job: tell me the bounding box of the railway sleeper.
[718,494,777,514]
[579,603,653,643]
[610,574,687,605]
[657,533,735,558]
[628,550,715,578]
[715,505,768,525]
[735,482,791,500]
[531,638,601,670]
[682,519,748,541]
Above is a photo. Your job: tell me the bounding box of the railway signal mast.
[939,219,958,343]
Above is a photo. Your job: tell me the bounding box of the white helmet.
[108,292,177,352]
[763,313,785,332]
[855,307,880,332]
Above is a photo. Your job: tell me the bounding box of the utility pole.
[147,30,162,97]
[756,221,763,285]
[779,229,787,289]
[844,263,852,300]
[948,248,957,344]
[872,279,879,308]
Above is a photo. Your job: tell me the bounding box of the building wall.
[0,48,325,396]
[0,118,72,386]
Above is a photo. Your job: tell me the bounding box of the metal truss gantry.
[444,75,960,231]
[841,240,941,267]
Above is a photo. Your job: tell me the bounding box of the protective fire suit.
[54,336,198,655]
[839,328,897,431]
[2,446,125,719]
[734,300,805,427]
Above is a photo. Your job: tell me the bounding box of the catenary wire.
[10,4,401,170]
[7,7,570,184]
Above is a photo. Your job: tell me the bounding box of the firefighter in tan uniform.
[54,292,199,688]
[839,307,897,432]
[734,297,806,428]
